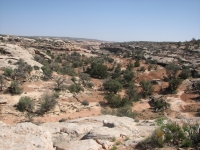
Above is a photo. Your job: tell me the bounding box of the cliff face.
[0,115,157,150]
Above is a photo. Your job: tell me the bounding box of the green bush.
[126,82,140,102]
[41,65,52,80]
[136,122,200,149]
[168,78,182,93]
[101,106,137,119]
[9,81,23,94]
[165,62,180,79]
[112,64,122,79]
[134,59,140,67]
[87,62,108,79]
[17,96,35,112]
[104,93,122,107]
[123,70,135,83]
[4,67,13,77]
[103,79,122,94]
[148,64,153,71]
[140,80,154,98]
[59,118,67,122]
[82,100,89,106]
[33,65,40,70]
[179,69,191,79]
[86,82,94,88]
[115,106,137,118]
[59,65,76,76]
[139,66,145,72]
[37,93,57,115]
[68,84,84,93]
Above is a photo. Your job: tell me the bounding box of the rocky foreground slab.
[0,115,158,150]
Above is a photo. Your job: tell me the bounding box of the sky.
[0,0,200,42]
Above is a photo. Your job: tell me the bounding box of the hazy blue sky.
[0,0,199,42]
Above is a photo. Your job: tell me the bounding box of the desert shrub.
[154,100,168,110]
[53,92,60,98]
[87,62,108,79]
[68,84,84,93]
[123,70,135,83]
[179,69,191,79]
[138,66,145,72]
[54,76,66,90]
[110,146,117,150]
[33,65,40,70]
[79,73,92,87]
[112,64,122,79]
[140,80,154,98]
[12,59,33,80]
[126,60,134,71]
[101,106,137,119]
[156,117,166,126]
[41,65,52,80]
[168,78,182,93]
[59,118,67,122]
[60,65,76,76]
[71,76,76,83]
[104,93,122,107]
[136,122,200,149]
[165,62,180,79]
[106,56,114,63]
[134,59,140,67]
[9,81,23,94]
[148,64,153,71]
[126,82,140,102]
[4,67,13,77]
[86,82,94,88]
[181,139,192,147]
[16,96,35,112]
[115,105,137,118]
[50,61,60,72]
[82,100,89,106]
[103,79,122,94]
[37,93,57,115]
[72,61,83,68]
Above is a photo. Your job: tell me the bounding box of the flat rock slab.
[55,139,102,150]
[0,121,54,150]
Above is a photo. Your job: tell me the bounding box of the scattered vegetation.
[54,76,66,90]
[37,93,57,115]
[87,61,108,79]
[68,84,84,93]
[9,81,23,94]
[16,96,35,112]
[4,67,13,77]
[82,100,89,106]
[103,79,122,94]
[140,80,154,98]
[101,106,137,119]
[136,121,200,149]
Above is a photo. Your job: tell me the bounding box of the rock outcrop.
[0,115,158,150]
[0,43,42,69]
[0,121,53,150]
